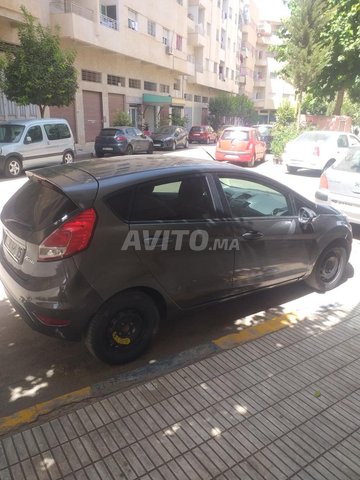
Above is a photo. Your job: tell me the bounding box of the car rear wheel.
[85,291,160,365]
[125,144,133,155]
[184,138,189,148]
[95,151,104,158]
[171,141,176,151]
[287,166,298,174]
[248,155,256,167]
[5,157,22,177]
[305,245,347,292]
[147,143,154,154]
[62,151,74,164]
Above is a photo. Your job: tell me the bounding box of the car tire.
[85,291,160,365]
[206,137,210,144]
[125,144,133,155]
[62,151,74,164]
[171,141,176,151]
[287,166,298,174]
[305,245,348,292]
[95,151,104,158]
[184,138,189,149]
[248,155,256,167]
[147,143,154,154]
[4,157,22,178]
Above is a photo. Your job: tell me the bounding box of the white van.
[0,118,75,177]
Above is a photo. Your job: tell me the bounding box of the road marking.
[213,312,299,349]
[0,387,90,436]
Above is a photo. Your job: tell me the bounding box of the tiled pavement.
[1,305,360,480]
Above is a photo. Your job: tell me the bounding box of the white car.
[315,146,360,225]
[283,130,360,174]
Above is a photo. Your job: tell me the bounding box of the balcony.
[50,1,94,21]
[188,24,206,47]
[100,13,119,30]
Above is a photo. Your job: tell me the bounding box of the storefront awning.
[143,94,172,105]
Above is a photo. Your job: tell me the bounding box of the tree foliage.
[0,7,78,117]
[271,101,298,160]
[275,0,332,125]
[208,93,257,130]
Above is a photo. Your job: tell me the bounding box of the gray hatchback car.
[0,156,352,364]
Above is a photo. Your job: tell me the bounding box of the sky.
[254,0,289,21]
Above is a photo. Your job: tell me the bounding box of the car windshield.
[222,129,249,141]
[191,127,203,132]
[334,148,360,173]
[0,125,25,143]
[154,126,176,134]
[257,126,272,135]
[100,128,125,136]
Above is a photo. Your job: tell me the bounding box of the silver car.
[315,146,360,224]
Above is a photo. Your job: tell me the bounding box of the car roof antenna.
[202,147,215,161]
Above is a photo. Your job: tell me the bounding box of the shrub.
[113,111,132,126]
[271,123,299,161]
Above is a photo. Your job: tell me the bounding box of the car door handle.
[242,231,264,240]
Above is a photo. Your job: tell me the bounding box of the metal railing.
[99,13,119,30]
[49,1,94,21]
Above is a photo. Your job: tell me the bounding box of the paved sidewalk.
[1,304,360,480]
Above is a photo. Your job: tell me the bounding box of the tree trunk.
[333,89,345,115]
[39,105,45,118]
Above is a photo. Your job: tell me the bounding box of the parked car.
[283,130,360,174]
[315,146,360,225]
[150,126,188,150]
[0,156,352,364]
[253,124,273,152]
[189,125,217,144]
[0,118,75,178]
[215,126,266,166]
[95,126,153,157]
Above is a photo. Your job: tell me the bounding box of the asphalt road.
[0,147,359,421]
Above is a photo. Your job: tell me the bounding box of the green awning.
[143,94,172,105]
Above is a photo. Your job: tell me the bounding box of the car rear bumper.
[215,151,252,163]
[0,250,103,340]
[95,144,127,155]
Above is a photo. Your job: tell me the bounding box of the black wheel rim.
[106,309,144,350]
[319,252,341,283]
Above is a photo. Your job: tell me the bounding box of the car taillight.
[38,208,96,261]
[319,173,328,189]
[115,135,126,142]
[313,145,320,156]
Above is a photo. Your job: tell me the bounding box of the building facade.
[0,0,295,145]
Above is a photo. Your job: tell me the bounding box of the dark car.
[150,126,188,150]
[253,124,273,152]
[189,125,217,144]
[0,156,352,364]
[94,126,153,157]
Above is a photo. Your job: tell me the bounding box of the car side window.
[44,123,71,140]
[218,177,290,218]
[130,176,215,222]
[126,128,136,136]
[349,135,360,147]
[26,125,43,143]
[337,135,349,148]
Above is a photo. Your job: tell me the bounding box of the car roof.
[299,130,351,136]
[223,126,253,131]
[0,118,67,126]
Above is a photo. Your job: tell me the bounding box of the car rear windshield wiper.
[3,218,32,229]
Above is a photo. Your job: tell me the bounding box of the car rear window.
[221,129,249,141]
[334,149,360,173]
[190,127,203,133]
[1,180,77,234]
[297,132,332,142]
[100,128,123,136]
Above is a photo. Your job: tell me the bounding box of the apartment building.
[0,0,294,144]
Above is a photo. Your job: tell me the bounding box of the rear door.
[22,124,49,169]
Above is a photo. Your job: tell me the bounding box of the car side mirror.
[298,207,317,226]
[25,136,32,143]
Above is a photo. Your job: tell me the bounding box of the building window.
[144,81,157,92]
[162,28,170,45]
[226,67,229,78]
[194,95,202,102]
[147,20,156,36]
[205,58,209,71]
[231,70,234,80]
[128,9,138,30]
[160,84,170,93]
[184,93,193,101]
[107,75,125,86]
[213,62,218,74]
[173,79,180,91]
[202,96,209,103]
[129,78,141,89]
[216,29,219,41]
[177,0,183,4]
[82,69,101,82]
[176,35,182,51]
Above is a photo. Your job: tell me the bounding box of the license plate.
[154,143,161,146]
[4,232,25,263]
[103,147,113,151]
[225,154,239,159]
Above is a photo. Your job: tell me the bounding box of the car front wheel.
[125,144,133,155]
[62,151,74,164]
[5,157,22,177]
[85,291,160,365]
[171,141,176,151]
[305,245,348,292]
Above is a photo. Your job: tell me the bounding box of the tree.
[0,7,77,118]
[208,94,235,131]
[233,95,258,126]
[275,0,331,127]
[271,100,298,161]
[313,0,360,114]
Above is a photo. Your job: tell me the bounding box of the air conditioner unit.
[128,19,138,30]
[166,46,173,55]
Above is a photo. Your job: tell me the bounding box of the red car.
[189,125,217,144]
[215,126,266,167]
